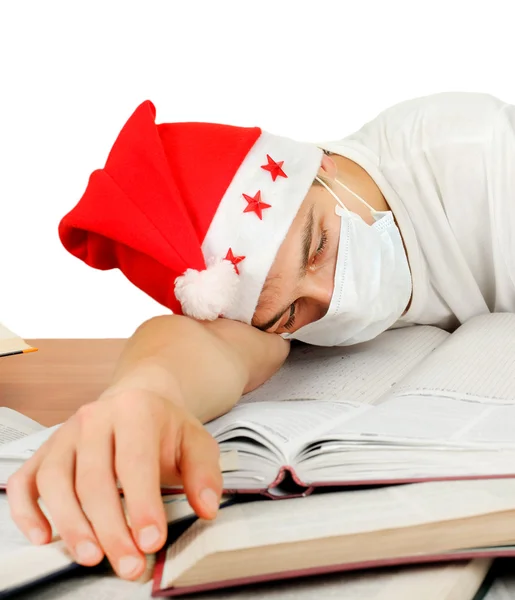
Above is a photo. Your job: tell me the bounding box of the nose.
[300,268,334,316]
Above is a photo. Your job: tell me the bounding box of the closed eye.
[283,303,296,331]
[283,228,328,332]
[314,228,328,261]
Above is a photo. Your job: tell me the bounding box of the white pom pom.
[174,258,239,320]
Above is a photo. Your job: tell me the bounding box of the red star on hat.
[224,248,245,274]
[242,190,271,220]
[261,155,287,181]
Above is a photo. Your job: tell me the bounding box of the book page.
[206,400,369,460]
[241,326,447,406]
[0,424,59,460]
[0,407,45,446]
[323,314,515,448]
[325,394,515,447]
[162,479,515,583]
[169,560,490,600]
[388,313,515,403]
[0,425,60,486]
[0,426,59,488]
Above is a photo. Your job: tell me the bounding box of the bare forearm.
[108,315,289,422]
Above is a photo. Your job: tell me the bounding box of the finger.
[114,406,167,556]
[34,431,104,567]
[74,404,145,581]
[7,451,52,545]
[6,422,68,545]
[177,422,223,520]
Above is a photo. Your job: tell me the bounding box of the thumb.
[177,422,223,520]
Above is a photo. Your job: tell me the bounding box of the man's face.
[251,163,341,335]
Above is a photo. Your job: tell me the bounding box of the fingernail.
[118,555,143,578]
[200,488,219,515]
[28,528,46,545]
[138,525,161,551]
[75,540,101,563]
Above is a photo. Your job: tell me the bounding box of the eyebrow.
[300,204,315,276]
[254,203,315,332]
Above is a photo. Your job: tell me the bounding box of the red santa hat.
[59,101,323,323]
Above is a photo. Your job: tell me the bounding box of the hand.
[6,389,223,580]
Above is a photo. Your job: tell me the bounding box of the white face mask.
[284,176,412,347]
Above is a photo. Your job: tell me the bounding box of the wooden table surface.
[0,339,127,426]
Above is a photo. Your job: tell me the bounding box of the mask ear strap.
[315,176,349,214]
[334,178,377,213]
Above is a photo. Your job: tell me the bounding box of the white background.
[1,0,514,338]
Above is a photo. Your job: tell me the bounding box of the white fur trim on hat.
[174,258,239,320]
[201,132,323,323]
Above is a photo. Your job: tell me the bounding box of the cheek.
[254,247,299,325]
[268,234,302,292]
[269,263,296,295]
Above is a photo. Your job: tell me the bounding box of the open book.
[204,313,515,496]
[0,322,36,357]
[152,478,515,597]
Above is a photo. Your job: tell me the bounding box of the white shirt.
[321,92,515,331]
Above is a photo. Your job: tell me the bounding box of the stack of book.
[2,312,515,599]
